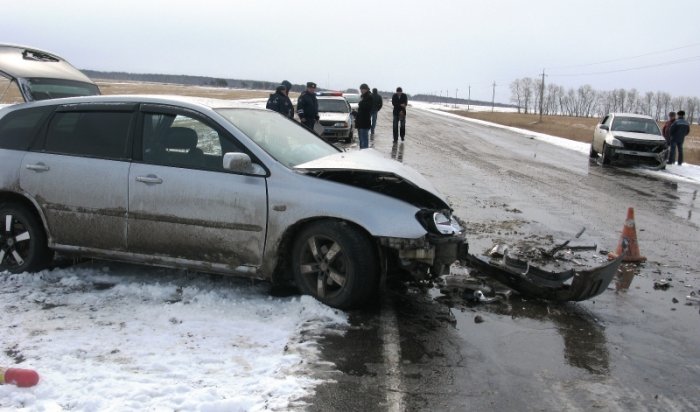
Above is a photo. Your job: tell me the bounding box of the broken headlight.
[416,210,462,235]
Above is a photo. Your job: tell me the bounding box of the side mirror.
[223,152,264,175]
[599,124,609,131]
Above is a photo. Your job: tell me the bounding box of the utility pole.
[468,85,471,111]
[491,81,496,112]
[539,69,546,122]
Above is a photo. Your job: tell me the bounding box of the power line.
[549,42,700,70]
[550,55,700,77]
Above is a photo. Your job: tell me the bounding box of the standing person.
[662,111,676,144]
[354,84,373,149]
[297,82,319,131]
[392,87,408,142]
[370,88,383,136]
[669,110,690,165]
[266,84,294,118]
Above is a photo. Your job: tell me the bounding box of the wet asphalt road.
[307,108,700,411]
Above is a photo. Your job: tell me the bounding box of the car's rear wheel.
[601,143,613,166]
[0,203,52,273]
[291,220,377,309]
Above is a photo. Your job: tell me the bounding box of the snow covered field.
[1,263,347,411]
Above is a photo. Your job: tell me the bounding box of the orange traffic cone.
[0,367,40,387]
[608,207,646,263]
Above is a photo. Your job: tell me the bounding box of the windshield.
[318,99,349,113]
[344,94,360,103]
[611,117,661,135]
[216,108,340,167]
[23,78,101,101]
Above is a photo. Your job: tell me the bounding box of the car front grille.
[622,141,666,153]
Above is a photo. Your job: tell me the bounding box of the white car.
[590,113,668,167]
[317,96,354,143]
[0,43,100,105]
[343,93,361,111]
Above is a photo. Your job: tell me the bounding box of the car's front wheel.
[291,220,377,309]
[0,203,53,273]
[601,143,613,166]
[345,128,354,144]
[589,144,598,159]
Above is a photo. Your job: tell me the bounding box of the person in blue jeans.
[669,110,690,165]
[353,84,373,149]
[392,87,408,141]
[370,88,383,135]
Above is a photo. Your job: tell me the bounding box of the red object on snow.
[0,367,40,387]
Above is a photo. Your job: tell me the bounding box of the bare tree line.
[510,77,699,123]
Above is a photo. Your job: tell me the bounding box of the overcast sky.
[3,0,699,103]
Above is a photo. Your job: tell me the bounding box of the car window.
[24,78,100,101]
[611,117,661,135]
[344,95,360,103]
[216,108,339,168]
[0,76,25,105]
[142,112,241,171]
[44,111,132,159]
[318,99,350,113]
[0,106,53,150]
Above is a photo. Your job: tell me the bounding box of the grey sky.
[3,0,699,103]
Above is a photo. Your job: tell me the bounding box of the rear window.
[0,106,54,150]
[318,99,349,113]
[26,78,100,101]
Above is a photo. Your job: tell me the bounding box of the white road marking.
[380,298,405,412]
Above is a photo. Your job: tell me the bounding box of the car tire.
[589,144,598,159]
[0,202,53,273]
[601,143,612,166]
[291,220,377,309]
[345,128,354,144]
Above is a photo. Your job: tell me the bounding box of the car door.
[127,104,267,272]
[19,103,134,250]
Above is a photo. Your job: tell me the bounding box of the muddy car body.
[0,44,100,105]
[590,112,667,167]
[0,95,467,308]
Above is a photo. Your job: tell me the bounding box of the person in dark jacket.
[297,82,319,131]
[391,87,408,142]
[354,84,373,149]
[370,88,383,135]
[266,85,294,118]
[668,110,690,165]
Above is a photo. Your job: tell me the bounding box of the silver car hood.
[295,149,450,210]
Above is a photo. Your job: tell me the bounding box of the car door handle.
[135,175,163,184]
[25,163,50,172]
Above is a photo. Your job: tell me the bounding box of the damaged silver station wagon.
[0,95,468,308]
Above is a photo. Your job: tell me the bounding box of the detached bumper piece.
[466,252,622,302]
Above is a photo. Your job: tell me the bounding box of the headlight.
[610,136,624,147]
[416,210,463,235]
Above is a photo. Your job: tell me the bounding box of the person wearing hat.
[266,84,294,119]
[297,82,319,131]
[391,87,408,142]
[669,110,690,165]
[354,83,373,149]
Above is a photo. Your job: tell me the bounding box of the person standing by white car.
[354,84,373,149]
[669,110,690,165]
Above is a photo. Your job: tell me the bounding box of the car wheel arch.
[0,192,50,239]
[270,217,383,286]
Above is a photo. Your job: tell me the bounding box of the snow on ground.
[0,263,347,411]
[411,101,700,185]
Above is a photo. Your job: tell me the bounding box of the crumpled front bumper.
[379,233,469,277]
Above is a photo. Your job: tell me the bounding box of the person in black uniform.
[355,83,373,149]
[297,82,319,131]
[266,84,294,118]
